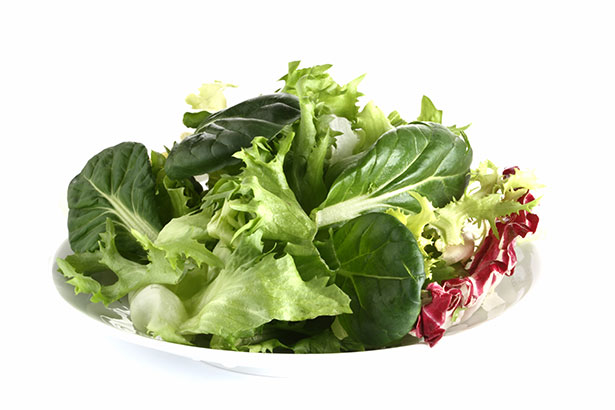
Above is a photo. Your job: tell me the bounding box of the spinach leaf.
[67,142,162,255]
[313,122,472,227]
[164,93,301,179]
[182,110,211,129]
[331,213,425,348]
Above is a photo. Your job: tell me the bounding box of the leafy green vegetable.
[200,133,317,248]
[165,93,301,179]
[331,213,425,348]
[231,135,317,245]
[417,95,443,123]
[58,220,183,305]
[353,101,394,154]
[58,61,541,353]
[185,80,236,112]
[179,231,351,339]
[313,123,473,228]
[431,161,542,245]
[129,284,190,344]
[183,110,211,129]
[67,142,162,256]
[150,150,203,224]
[280,61,364,212]
[416,95,471,137]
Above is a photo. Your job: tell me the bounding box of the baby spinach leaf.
[164,93,301,179]
[313,122,472,227]
[331,213,425,348]
[182,110,211,129]
[67,142,162,255]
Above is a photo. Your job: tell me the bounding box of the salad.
[57,61,541,353]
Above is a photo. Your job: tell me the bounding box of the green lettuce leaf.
[230,135,317,245]
[417,95,443,123]
[57,219,183,305]
[151,150,203,224]
[352,101,393,154]
[202,134,317,247]
[179,231,352,339]
[417,95,471,136]
[129,284,190,344]
[280,61,364,212]
[133,210,222,271]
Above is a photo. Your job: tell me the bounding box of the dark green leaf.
[292,329,341,353]
[332,213,425,348]
[183,110,211,129]
[314,123,473,227]
[67,142,162,255]
[165,93,301,179]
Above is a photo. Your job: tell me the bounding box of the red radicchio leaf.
[413,188,539,347]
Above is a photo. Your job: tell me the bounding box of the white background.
[1,0,613,408]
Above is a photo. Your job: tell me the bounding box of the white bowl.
[51,240,539,377]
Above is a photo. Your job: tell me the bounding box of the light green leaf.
[135,211,223,270]
[58,219,183,305]
[353,101,393,154]
[205,135,317,246]
[417,95,443,123]
[129,284,190,344]
[180,231,351,339]
[185,81,236,112]
[280,61,365,212]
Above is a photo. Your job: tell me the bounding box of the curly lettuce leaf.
[202,133,317,248]
[432,162,542,245]
[179,231,351,339]
[352,101,393,154]
[150,150,203,224]
[133,210,222,271]
[280,61,365,212]
[57,219,184,305]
